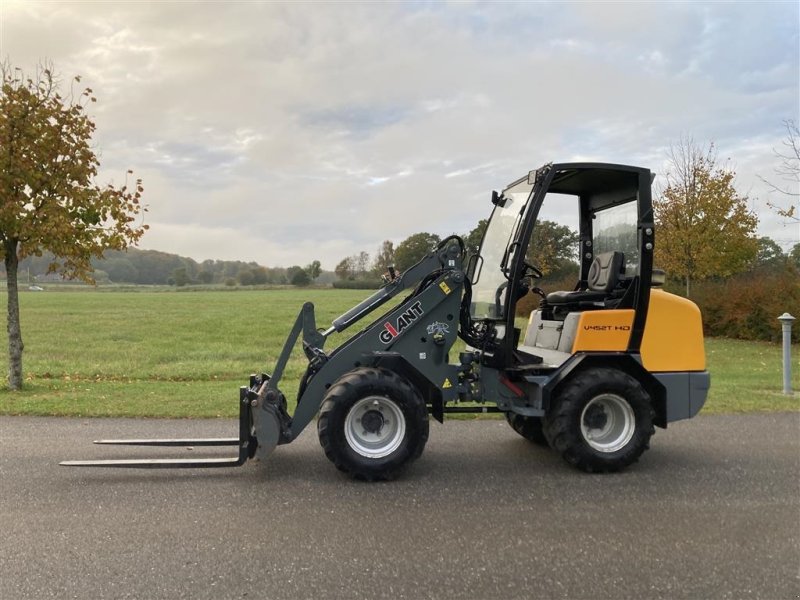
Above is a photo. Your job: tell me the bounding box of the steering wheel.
[522,263,546,304]
[493,263,543,316]
[522,262,543,279]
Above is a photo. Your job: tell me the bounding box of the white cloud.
[2,1,798,268]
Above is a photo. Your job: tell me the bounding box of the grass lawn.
[704,337,799,412]
[0,289,796,418]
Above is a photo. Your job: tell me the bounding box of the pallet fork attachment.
[60,385,257,469]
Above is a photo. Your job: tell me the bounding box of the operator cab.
[467,163,656,370]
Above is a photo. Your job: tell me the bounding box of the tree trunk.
[685,275,691,298]
[4,239,24,390]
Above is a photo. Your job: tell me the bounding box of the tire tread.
[318,367,428,481]
[543,368,655,473]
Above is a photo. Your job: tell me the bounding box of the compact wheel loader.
[64,162,710,479]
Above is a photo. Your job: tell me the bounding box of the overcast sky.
[2,0,799,269]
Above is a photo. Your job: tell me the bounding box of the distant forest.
[8,248,333,286]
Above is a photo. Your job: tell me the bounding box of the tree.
[525,220,579,276]
[464,217,577,276]
[759,119,799,223]
[463,219,488,258]
[371,240,395,276]
[790,243,800,269]
[249,266,268,285]
[305,260,321,281]
[172,267,189,287]
[102,256,137,283]
[334,253,372,280]
[236,268,254,286]
[334,256,355,280]
[0,63,146,389]
[394,232,441,271]
[197,270,214,284]
[290,268,311,286]
[286,265,304,283]
[752,237,786,271]
[653,139,758,297]
[265,266,287,284]
[355,251,370,278]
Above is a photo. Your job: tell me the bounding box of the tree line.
[333,219,582,287]
[6,248,325,288]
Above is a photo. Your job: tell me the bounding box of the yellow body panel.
[571,310,635,352]
[641,289,706,372]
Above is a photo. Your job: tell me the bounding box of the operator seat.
[546,251,625,310]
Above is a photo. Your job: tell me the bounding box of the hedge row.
[514,266,799,343]
[689,266,799,343]
[332,279,383,290]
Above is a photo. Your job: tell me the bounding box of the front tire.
[317,367,429,481]
[543,368,654,473]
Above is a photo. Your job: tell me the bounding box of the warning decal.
[442,378,452,389]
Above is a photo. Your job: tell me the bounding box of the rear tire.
[505,413,549,447]
[317,367,429,481]
[543,368,654,473]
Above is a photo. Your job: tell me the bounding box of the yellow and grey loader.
[64,163,709,479]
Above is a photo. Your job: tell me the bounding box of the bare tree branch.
[758,120,799,222]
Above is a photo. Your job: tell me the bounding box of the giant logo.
[379,301,424,344]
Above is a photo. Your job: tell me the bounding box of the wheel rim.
[579,393,635,453]
[344,396,406,459]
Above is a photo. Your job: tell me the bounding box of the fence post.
[778,313,795,395]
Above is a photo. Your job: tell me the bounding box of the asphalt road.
[1,413,798,600]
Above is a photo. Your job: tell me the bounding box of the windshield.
[470,177,533,319]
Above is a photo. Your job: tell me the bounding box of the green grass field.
[0,289,796,417]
